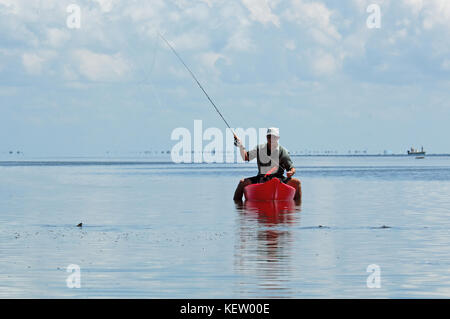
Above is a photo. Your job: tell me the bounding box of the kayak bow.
[244,178,296,201]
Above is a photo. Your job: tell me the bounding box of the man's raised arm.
[234,135,249,161]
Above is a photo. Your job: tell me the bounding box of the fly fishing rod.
[158,32,236,136]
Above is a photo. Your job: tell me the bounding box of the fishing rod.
[158,32,236,136]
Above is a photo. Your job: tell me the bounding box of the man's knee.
[234,178,251,200]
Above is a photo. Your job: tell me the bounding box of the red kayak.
[244,178,296,201]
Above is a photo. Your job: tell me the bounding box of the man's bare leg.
[233,178,252,201]
[287,178,302,202]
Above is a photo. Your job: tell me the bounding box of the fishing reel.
[234,136,241,147]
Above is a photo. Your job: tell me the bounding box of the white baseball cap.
[267,127,280,137]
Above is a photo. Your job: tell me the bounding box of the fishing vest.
[255,144,290,177]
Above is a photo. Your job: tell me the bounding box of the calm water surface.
[1,156,450,298]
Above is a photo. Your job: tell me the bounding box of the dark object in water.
[77,222,83,227]
[371,225,391,229]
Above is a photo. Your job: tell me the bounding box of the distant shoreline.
[2,153,450,159]
[0,153,450,167]
[290,154,450,157]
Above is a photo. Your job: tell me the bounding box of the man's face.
[267,135,279,148]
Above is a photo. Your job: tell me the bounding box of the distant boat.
[407,146,425,156]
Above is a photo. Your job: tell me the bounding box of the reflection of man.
[233,128,301,202]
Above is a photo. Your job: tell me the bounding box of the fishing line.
[158,32,235,135]
[134,29,164,111]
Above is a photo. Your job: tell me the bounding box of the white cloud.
[123,0,166,22]
[3,0,448,86]
[200,52,228,69]
[197,51,230,78]
[352,0,369,12]
[388,28,408,44]
[285,40,296,51]
[93,0,115,12]
[341,30,367,59]
[200,0,213,8]
[224,29,255,52]
[169,32,210,51]
[284,0,341,45]
[242,0,280,27]
[183,2,211,21]
[403,0,450,30]
[423,18,433,30]
[72,50,131,81]
[442,59,450,71]
[0,0,20,14]
[62,65,79,81]
[353,0,391,13]
[215,1,254,53]
[308,50,340,76]
[22,53,43,75]
[46,28,70,48]
[402,0,424,15]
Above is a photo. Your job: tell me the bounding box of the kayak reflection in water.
[235,200,298,225]
[233,127,302,203]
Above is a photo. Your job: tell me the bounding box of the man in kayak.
[233,127,301,202]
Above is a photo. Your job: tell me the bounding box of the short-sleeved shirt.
[247,144,294,176]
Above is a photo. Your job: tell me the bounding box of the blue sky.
[0,0,449,155]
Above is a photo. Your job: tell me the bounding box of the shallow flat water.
[1,156,450,298]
